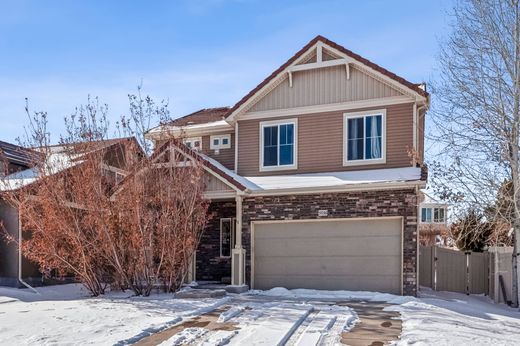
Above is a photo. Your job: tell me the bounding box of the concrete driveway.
[134,294,402,346]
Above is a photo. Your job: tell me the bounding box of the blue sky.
[0,0,453,143]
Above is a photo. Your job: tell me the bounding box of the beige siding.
[204,171,233,193]
[249,65,402,113]
[201,132,235,171]
[238,103,414,176]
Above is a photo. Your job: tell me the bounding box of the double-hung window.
[260,119,297,171]
[344,111,385,165]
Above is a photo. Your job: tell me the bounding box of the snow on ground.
[0,284,229,345]
[2,284,520,345]
[390,288,520,346]
[256,287,520,346]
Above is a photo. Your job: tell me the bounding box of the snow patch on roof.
[0,152,81,191]
[149,120,232,134]
[244,167,422,190]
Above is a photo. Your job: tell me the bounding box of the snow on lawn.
[256,287,520,346]
[0,284,229,345]
[390,288,520,346]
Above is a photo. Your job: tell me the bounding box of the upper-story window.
[210,134,231,150]
[184,137,202,151]
[343,110,386,166]
[260,119,297,171]
[421,207,446,224]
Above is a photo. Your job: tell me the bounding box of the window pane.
[348,138,364,160]
[439,208,445,222]
[348,118,364,139]
[221,220,231,257]
[280,124,294,145]
[426,208,432,222]
[280,144,294,165]
[421,208,427,222]
[263,126,279,166]
[347,118,364,160]
[213,138,220,146]
[263,126,278,166]
[222,138,229,145]
[365,115,382,159]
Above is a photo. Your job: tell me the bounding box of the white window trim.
[220,218,235,258]
[420,206,447,225]
[210,134,231,150]
[343,109,386,166]
[184,137,202,151]
[259,118,298,172]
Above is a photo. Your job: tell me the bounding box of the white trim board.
[239,96,413,121]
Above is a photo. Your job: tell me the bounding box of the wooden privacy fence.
[419,246,489,295]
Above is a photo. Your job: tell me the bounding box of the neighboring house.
[0,140,35,176]
[0,138,143,287]
[147,35,429,295]
[418,190,449,246]
[0,141,38,287]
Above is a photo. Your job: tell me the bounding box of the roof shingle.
[168,107,230,127]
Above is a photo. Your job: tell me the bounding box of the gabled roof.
[149,138,249,192]
[225,35,428,122]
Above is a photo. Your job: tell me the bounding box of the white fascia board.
[247,180,426,197]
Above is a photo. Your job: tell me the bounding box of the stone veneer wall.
[241,188,419,296]
[196,200,235,283]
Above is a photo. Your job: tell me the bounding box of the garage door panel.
[253,218,402,294]
[255,256,400,277]
[254,274,401,293]
[254,219,401,239]
[254,236,400,257]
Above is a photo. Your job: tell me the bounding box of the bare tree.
[1,93,208,296]
[431,0,520,306]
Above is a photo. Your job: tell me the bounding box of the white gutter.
[18,208,38,294]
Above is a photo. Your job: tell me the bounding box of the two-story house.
[147,36,429,295]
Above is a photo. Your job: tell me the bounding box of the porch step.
[175,288,227,299]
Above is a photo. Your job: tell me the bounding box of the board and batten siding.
[237,102,414,176]
[249,65,402,113]
[204,171,234,193]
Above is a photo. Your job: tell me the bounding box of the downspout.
[18,208,38,293]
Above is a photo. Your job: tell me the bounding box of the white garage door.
[252,218,402,294]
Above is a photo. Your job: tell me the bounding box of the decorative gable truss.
[226,36,429,122]
[148,140,246,199]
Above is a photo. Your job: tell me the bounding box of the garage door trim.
[250,216,404,294]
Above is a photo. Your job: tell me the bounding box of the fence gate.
[419,246,489,295]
